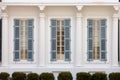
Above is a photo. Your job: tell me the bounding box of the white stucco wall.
[0,5,120,80]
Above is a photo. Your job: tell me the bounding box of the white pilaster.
[75,13,83,67]
[112,13,119,67]
[38,13,46,67]
[2,13,8,67]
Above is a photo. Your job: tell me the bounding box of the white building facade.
[0,0,120,79]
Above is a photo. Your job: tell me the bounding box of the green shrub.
[76,72,91,80]
[109,72,120,80]
[92,72,107,80]
[12,72,26,80]
[58,72,73,80]
[39,73,54,80]
[27,73,39,80]
[0,72,10,80]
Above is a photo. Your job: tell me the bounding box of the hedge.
[39,73,54,80]
[58,72,73,80]
[0,72,10,80]
[76,72,91,80]
[92,72,107,80]
[27,73,39,80]
[12,72,26,80]
[109,72,120,80]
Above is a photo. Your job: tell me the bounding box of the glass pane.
[15,20,20,26]
[15,27,19,38]
[65,27,70,38]
[88,39,92,50]
[51,27,56,38]
[65,39,70,50]
[101,27,106,38]
[88,27,92,38]
[52,40,56,50]
[28,27,33,38]
[15,39,19,50]
[28,40,33,50]
[101,39,106,51]
[15,52,19,59]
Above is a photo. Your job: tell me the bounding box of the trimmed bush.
[92,72,107,80]
[0,72,10,80]
[76,72,91,80]
[109,72,120,80]
[27,73,39,80]
[39,73,54,80]
[12,72,26,80]
[58,72,73,80]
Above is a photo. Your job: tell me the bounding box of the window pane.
[28,39,33,50]
[65,27,70,38]
[52,40,56,50]
[101,39,106,51]
[15,27,19,38]
[28,27,33,38]
[65,39,70,50]
[101,27,106,38]
[14,52,19,60]
[88,39,92,50]
[51,27,56,38]
[15,20,20,26]
[15,39,19,50]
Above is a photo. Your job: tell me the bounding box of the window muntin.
[57,20,64,60]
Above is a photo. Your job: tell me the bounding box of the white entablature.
[1,0,119,3]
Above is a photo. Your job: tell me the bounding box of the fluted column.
[112,13,119,67]
[1,13,8,66]
[75,13,83,66]
[38,13,46,66]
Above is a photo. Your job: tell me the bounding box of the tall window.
[87,19,107,61]
[14,19,34,61]
[51,19,71,61]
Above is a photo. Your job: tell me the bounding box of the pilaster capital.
[38,5,46,11]
[1,5,7,11]
[76,5,83,11]
[2,13,8,19]
[113,13,119,18]
[39,13,45,18]
[76,13,82,18]
[113,5,119,11]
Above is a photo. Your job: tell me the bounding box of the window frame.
[84,16,110,64]
[48,16,73,64]
[11,17,36,64]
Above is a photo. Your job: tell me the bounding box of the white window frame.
[10,16,37,64]
[47,16,74,64]
[84,16,110,64]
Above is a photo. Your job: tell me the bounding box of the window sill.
[13,60,35,64]
[86,60,108,64]
[50,60,72,64]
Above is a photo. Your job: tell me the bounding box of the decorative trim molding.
[113,13,119,18]
[76,5,83,11]
[38,5,46,11]
[1,5,7,11]
[1,13,8,18]
[113,5,119,11]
